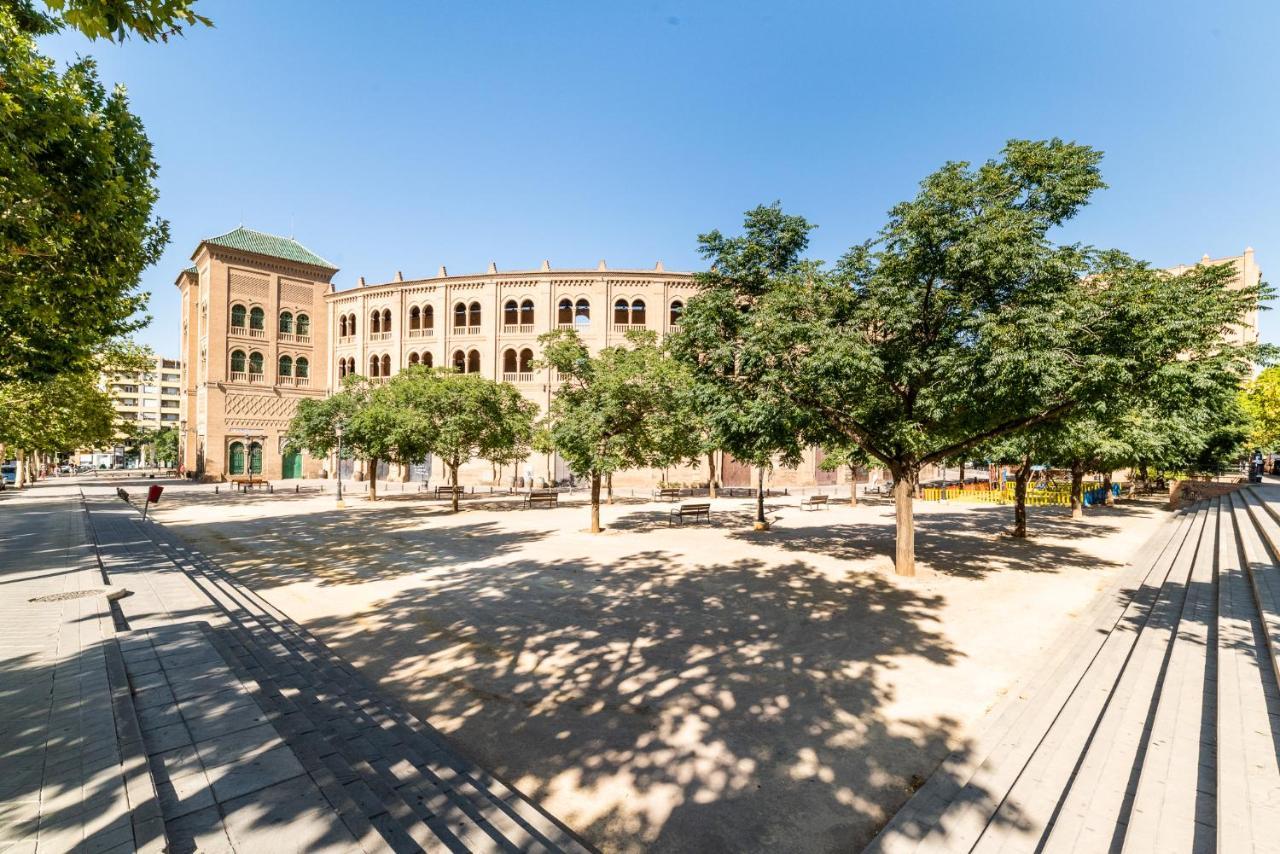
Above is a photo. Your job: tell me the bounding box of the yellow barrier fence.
[919,484,1102,507]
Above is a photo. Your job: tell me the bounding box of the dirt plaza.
[137,483,1167,852]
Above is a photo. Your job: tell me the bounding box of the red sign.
[147,484,164,504]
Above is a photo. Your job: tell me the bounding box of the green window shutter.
[229,442,245,474]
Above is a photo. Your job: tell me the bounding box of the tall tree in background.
[670,204,816,530]
[538,329,683,533]
[385,366,536,512]
[817,442,871,507]
[1243,366,1280,453]
[0,5,175,382]
[679,142,1262,575]
[0,367,117,484]
[286,376,400,501]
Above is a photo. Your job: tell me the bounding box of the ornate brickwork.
[279,279,314,306]
[229,269,269,299]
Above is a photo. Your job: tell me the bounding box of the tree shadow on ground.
[293,549,1032,852]
[161,508,554,588]
[724,503,1155,579]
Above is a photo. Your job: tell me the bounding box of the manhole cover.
[28,589,106,603]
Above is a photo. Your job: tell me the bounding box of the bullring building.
[176,228,1262,488]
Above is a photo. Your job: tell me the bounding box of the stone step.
[1120,498,1218,854]
[1037,502,1207,853]
[138,517,585,852]
[1239,487,1280,693]
[1217,492,1280,852]
[968,502,1206,854]
[867,505,1199,854]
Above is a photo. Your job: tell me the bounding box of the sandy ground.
[128,482,1167,852]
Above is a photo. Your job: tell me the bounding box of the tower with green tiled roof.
[175,227,337,480]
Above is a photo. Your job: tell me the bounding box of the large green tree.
[7,0,211,41]
[1242,366,1280,453]
[286,375,401,501]
[678,141,1261,575]
[670,204,816,529]
[539,329,685,533]
[0,366,117,484]
[0,5,171,382]
[385,366,536,512]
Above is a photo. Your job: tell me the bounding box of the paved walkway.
[0,485,164,853]
[1,482,590,853]
[82,487,589,853]
[868,484,1280,854]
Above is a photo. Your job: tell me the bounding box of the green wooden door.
[248,442,263,475]
[228,442,245,475]
[282,450,302,479]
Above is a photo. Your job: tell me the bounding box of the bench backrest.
[679,503,710,511]
[808,495,829,502]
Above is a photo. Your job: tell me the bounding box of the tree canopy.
[538,328,686,532]
[675,140,1263,574]
[0,5,169,382]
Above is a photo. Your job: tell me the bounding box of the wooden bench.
[655,487,682,502]
[228,476,267,493]
[524,490,559,509]
[670,502,711,526]
[799,494,829,511]
[432,485,465,499]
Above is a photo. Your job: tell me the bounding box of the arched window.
[670,300,684,325]
[228,442,245,475]
[296,357,309,379]
[520,299,534,325]
[230,350,246,373]
[423,305,434,329]
[249,307,265,331]
[278,355,293,377]
[453,302,467,328]
[382,308,391,333]
[248,351,264,375]
[519,348,534,372]
[467,349,480,373]
[614,298,630,324]
[370,310,381,334]
[347,314,356,336]
[248,442,263,475]
[575,298,590,324]
[345,357,354,376]
[297,314,310,336]
[338,359,347,379]
[468,301,481,327]
[409,352,420,366]
[381,354,391,376]
[423,352,433,368]
[503,349,518,373]
[452,350,466,372]
[369,355,380,377]
[631,299,646,325]
[339,315,348,337]
[558,298,573,324]
[409,306,421,330]
[231,304,247,329]
[279,311,293,334]
[504,300,519,326]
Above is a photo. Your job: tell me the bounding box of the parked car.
[1,462,16,486]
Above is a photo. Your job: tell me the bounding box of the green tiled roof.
[202,226,336,270]
[183,265,197,275]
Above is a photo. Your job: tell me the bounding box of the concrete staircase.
[867,485,1280,854]
[86,496,589,853]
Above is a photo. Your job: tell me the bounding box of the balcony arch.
[231,303,246,329]
[248,351,264,376]
[502,348,518,373]
[296,357,309,379]
[670,300,684,325]
[453,302,467,328]
[409,306,421,330]
[381,354,391,376]
[381,308,392,333]
[249,307,265,331]
[278,355,293,377]
[452,349,466,372]
[297,314,310,336]
[519,348,533,372]
[338,315,348,337]
[279,311,293,334]
[230,349,246,373]
[370,310,382,334]
[504,300,519,326]
[468,301,481,327]
[369,354,381,377]
[467,349,480,373]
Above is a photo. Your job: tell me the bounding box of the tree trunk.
[590,471,602,533]
[368,458,379,501]
[606,471,614,505]
[1070,460,1085,520]
[848,463,858,506]
[752,468,762,527]
[707,452,718,499]
[959,459,965,483]
[451,463,460,512]
[893,466,919,576]
[1013,453,1031,538]
[14,450,24,489]
[1102,471,1114,506]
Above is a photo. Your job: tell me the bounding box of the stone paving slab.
[0,487,157,853]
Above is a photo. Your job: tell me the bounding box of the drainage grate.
[29,589,105,603]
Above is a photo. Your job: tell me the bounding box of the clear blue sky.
[39,0,1279,355]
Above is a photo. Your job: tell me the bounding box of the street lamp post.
[334,422,346,509]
